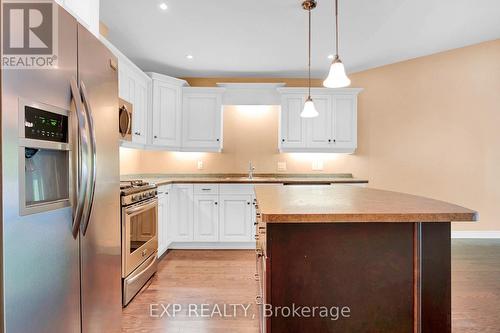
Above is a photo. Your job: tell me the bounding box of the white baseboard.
[451,231,500,239]
[168,241,256,250]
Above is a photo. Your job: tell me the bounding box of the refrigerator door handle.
[79,81,97,236]
[70,78,89,239]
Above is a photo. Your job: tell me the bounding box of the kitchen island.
[254,185,477,333]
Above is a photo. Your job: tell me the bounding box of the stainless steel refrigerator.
[1,3,121,332]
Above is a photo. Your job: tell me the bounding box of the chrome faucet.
[248,161,255,179]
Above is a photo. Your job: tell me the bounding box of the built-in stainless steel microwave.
[118,99,133,141]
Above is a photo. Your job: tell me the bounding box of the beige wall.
[120,39,500,231]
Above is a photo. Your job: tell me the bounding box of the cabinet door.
[132,77,148,144]
[170,185,194,242]
[193,195,219,241]
[219,194,253,242]
[307,94,333,148]
[118,65,129,102]
[280,95,307,149]
[157,187,171,257]
[332,95,357,150]
[152,80,182,147]
[182,91,222,151]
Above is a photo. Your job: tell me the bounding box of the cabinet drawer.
[219,184,254,195]
[194,184,219,195]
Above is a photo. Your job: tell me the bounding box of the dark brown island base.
[253,185,477,333]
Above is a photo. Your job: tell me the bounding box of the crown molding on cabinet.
[216,83,286,105]
[146,72,189,87]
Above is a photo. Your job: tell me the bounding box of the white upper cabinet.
[332,94,357,150]
[149,73,186,149]
[56,0,99,36]
[279,94,307,149]
[182,88,225,152]
[100,38,151,145]
[307,94,333,149]
[278,88,362,153]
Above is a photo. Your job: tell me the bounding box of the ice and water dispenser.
[19,100,71,215]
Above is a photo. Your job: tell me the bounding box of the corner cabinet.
[278,88,362,153]
[100,38,151,145]
[182,88,225,152]
[149,73,186,149]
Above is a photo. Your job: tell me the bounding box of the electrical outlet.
[277,161,287,171]
[312,160,323,171]
[197,160,204,170]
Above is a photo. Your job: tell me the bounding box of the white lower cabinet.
[170,184,194,242]
[157,185,171,257]
[167,184,255,249]
[219,194,254,242]
[193,195,219,241]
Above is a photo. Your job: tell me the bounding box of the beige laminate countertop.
[122,174,368,186]
[254,185,478,223]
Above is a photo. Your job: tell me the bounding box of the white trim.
[168,242,256,250]
[451,231,500,239]
[146,72,189,86]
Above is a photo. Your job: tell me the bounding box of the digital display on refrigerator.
[24,106,68,143]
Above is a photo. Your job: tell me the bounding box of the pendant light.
[301,0,319,118]
[323,0,351,88]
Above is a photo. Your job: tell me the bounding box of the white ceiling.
[101,0,500,78]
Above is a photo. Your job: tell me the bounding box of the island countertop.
[254,185,478,223]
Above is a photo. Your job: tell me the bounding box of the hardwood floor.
[122,240,500,333]
[452,239,500,333]
[122,250,259,333]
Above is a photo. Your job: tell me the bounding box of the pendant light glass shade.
[323,0,351,88]
[301,97,319,118]
[323,56,351,88]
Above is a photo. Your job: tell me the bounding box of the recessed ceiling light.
[327,54,334,59]
[186,54,194,60]
[159,3,168,10]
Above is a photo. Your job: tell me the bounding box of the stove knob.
[132,195,138,202]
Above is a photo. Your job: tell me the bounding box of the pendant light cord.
[308,7,312,98]
[335,0,339,56]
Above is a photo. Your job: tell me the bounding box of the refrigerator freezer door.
[1,6,81,333]
[77,25,122,333]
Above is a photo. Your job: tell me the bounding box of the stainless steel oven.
[121,181,158,306]
[118,99,132,141]
[122,197,158,276]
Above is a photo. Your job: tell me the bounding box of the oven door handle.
[126,198,158,215]
[125,254,157,286]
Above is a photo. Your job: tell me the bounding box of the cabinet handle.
[281,139,285,143]
[216,138,220,142]
[202,188,211,191]
[247,202,251,205]
[154,135,158,139]
[134,131,141,136]
[214,202,218,205]
[333,139,336,143]
[328,139,332,143]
